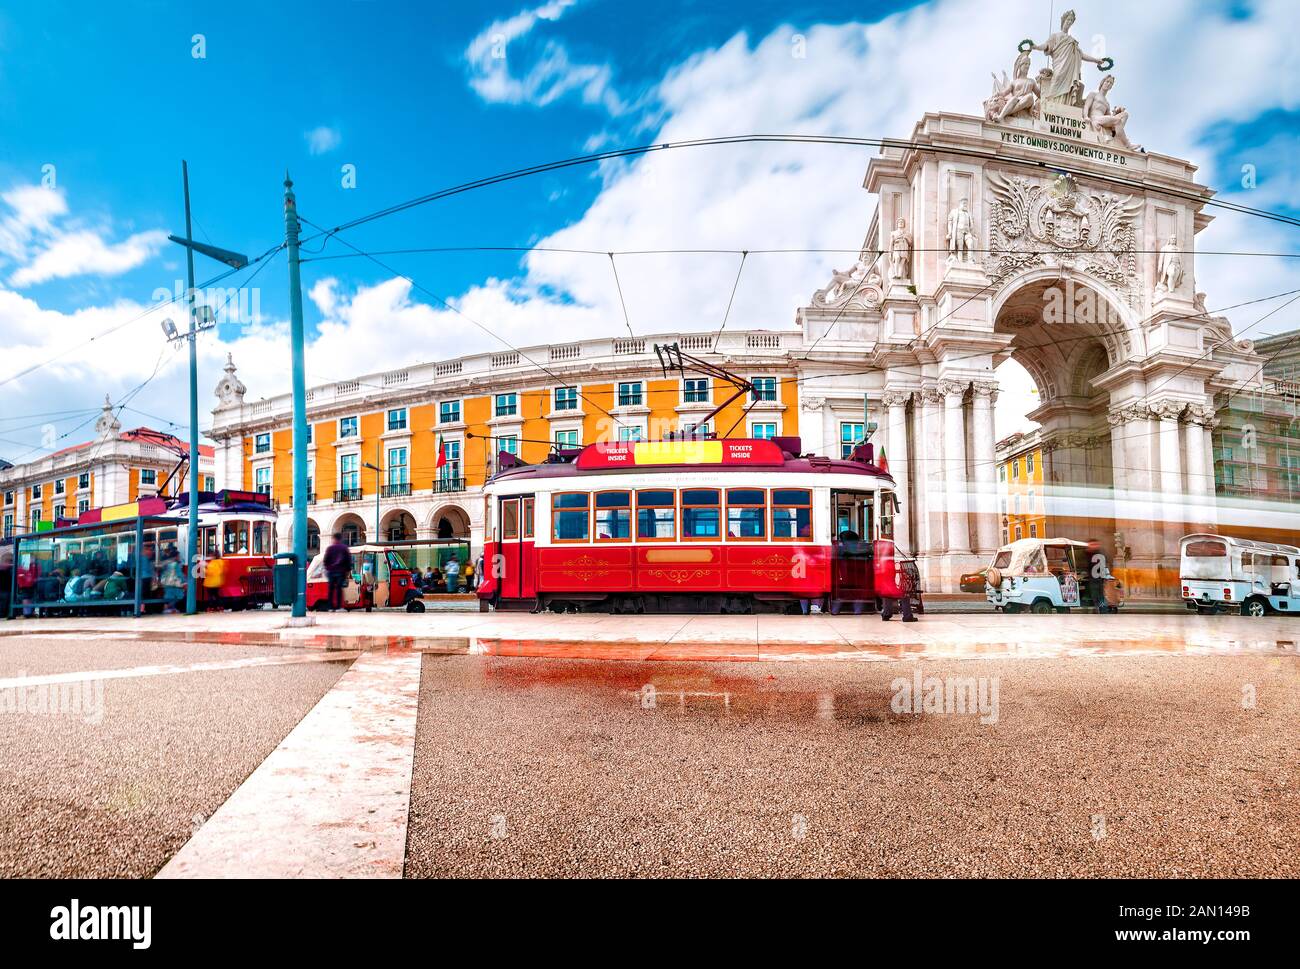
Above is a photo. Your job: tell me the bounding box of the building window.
[54,479,65,495]
[255,433,271,454]
[555,429,580,449]
[77,499,89,516]
[998,465,1006,483]
[387,408,408,432]
[751,422,777,440]
[254,466,272,495]
[1012,459,1020,479]
[306,423,313,445]
[31,484,42,500]
[1026,488,1034,511]
[618,425,643,442]
[1014,525,1023,540]
[617,382,643,407]
[339,416,359,439]
[499,436,519,456]
[2,491,12,506]
[1013,494,1021,514]
[681,422,711,438]
[1029,523,1038,538]
[683,378,709,403]
[554,386,578,411]
[840,422,865,459]
[3,513,14,537]
[203,475,216,492]
[440,441,462,484]
[387,447,408,486]
[30,508,40,531]
[440,400,461,424]
[340,453,359,492]
[139,469,157,486]
[78,473,90,490]
[53,503,65,521]
[494,393,518,418]
[1026,452,1035,475]
[751,377,777,402]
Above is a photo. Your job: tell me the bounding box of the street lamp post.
[167,162,247,616]
[364,442,382,544]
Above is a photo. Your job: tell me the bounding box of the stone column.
[918,387,946,558]
[883,390,912,552]
[1201,417,1219,527]
[940,379,971,554]
[1154,401,1186,580]
[822,400,837,459]
[970,380,998,553]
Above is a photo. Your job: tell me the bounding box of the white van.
[1179,533,1300,617]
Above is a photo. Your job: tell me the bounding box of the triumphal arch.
[796,9,1267,593]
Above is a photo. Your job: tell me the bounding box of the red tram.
[476,435,922,614]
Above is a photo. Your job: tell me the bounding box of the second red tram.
[476,436,922,614]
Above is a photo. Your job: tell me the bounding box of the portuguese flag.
[878,446,889,474]
[436,435,447,469]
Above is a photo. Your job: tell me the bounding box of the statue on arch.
[984,50,1042,122]
[1156,235,1184,294]
[889,217,912,281]
[1084,74,1141,151]
[946,199,977,263]
[1028,9,1109,107]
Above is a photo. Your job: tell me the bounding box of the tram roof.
[487,436,895,485]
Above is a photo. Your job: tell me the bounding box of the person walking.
[462,558,475,591]
[874,538,916,622]
[159,545,185,614]
[1086,538,1112,614]
[323,533,352,611]
[444,554,461,594]
[202,550,226,609]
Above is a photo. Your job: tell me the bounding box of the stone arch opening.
[332,513,367,547]
[306,517,321,554]
[380,509,417,542]
[429,504,470,540]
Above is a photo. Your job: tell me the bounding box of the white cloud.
[465,0,626,114]
[10,229,167,287]
[305,126,342,155]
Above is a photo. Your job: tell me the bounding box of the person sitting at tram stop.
[423,565,441,593]
[97,570,129,601]
[1086,538,1112,614]
[323,533,352,611]
[64,569,94,602]
[444,555,461,594]
[875,538,916,623]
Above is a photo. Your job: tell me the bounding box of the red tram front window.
[636,490,675,541]
[682,489,720,541]
[726,489,766,540]
[553,492,590,542]
[223,520,249,555]
[594,491,631,541]
[771,489,812,540]
[502,501,519,540]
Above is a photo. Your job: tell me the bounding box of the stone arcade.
[795,11,1268,593]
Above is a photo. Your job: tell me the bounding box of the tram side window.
[224,520,250,555]
[522,498,535,539]
[594,491,631,540]
[771,489,812,540]
[636,490,676,540]
[552,492,590,542]
[726,489,766,539]
[252,522,274,555]
[682,489,720,540]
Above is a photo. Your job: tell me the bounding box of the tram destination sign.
[577,438,787,470]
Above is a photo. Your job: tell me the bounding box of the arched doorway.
[333,513,367,547]
[306,518,321,554]
[429,504,470,541]
[381,509,417,542]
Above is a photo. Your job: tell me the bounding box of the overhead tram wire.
[608,253,635,338]
[710,251,748,352]
[295,135,1300,248]
[297,219,629,434]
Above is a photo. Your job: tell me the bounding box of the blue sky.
[0,0,1296,455]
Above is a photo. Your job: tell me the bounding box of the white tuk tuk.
[1179,533,1300,617]
[985,537,1121,614]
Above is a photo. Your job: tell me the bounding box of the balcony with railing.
[334,488,363,503]
[381,482,411,498]
[434,476,466,493]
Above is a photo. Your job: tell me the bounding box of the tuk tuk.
[1179,533,1300,617]
[985,537,1122,614]
[304,544,426,612]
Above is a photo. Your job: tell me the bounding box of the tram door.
[831,491,875,601]
[497,496,536,600]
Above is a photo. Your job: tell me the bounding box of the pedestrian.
[462,558,475,591]
[1085,538,1112,614]
[202,549,226,609]
[159,546,184,614]
[444,554,460,594]
[139,541,156,601]
[875,537,916,622]
[323,533,352,611]
[17,557,38,618]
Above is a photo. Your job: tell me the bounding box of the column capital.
[971,380,998,398]
[1107,403,1147,426]
[881,389,913,409]
[936,378,968,399]
[1149,400,1186,422]
[919,386,944,406]
[1184,403,1217,427]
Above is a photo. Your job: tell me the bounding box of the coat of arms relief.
[984,170,1141,298]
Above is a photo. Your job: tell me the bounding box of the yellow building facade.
[995,429,1046,545]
